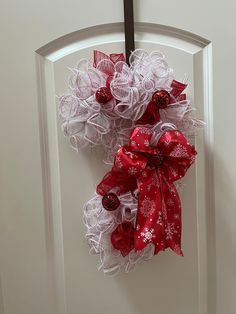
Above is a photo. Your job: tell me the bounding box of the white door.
[0,1,235,314]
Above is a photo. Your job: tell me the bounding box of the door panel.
[1,1,236,314]
[36,23,212,314]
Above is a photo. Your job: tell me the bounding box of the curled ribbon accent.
[136,80,187,126]
[97,126,197,256]
[111,221,135,257]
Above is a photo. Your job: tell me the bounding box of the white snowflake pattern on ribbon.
[170,143,189,158]
[169,166,178,177]
[141,228,156,243]
[173,244,182,255]
[140,197,156,217]
[128,167,138,176]
[165,223,177,240]
[168,185,177,194]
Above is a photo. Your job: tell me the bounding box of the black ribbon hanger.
[123,0,135,65]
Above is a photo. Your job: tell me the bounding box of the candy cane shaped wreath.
[58,49,205,275]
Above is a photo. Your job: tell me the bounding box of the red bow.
[97,127,197,256]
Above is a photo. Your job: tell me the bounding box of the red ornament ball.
[152,90,171,108]
[102,193,120,211]
[95,86,113,104]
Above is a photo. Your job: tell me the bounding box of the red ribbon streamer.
[93,50,125,87]
[97,127,197,256]
[93,50,125,68]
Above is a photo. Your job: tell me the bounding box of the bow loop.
[157,130,196,182]
[129,126,153,152]
[114,147,147,177]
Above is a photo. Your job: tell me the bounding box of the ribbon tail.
[134,169,163,252]
[158,171,183,256]
[134,168,183,256]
